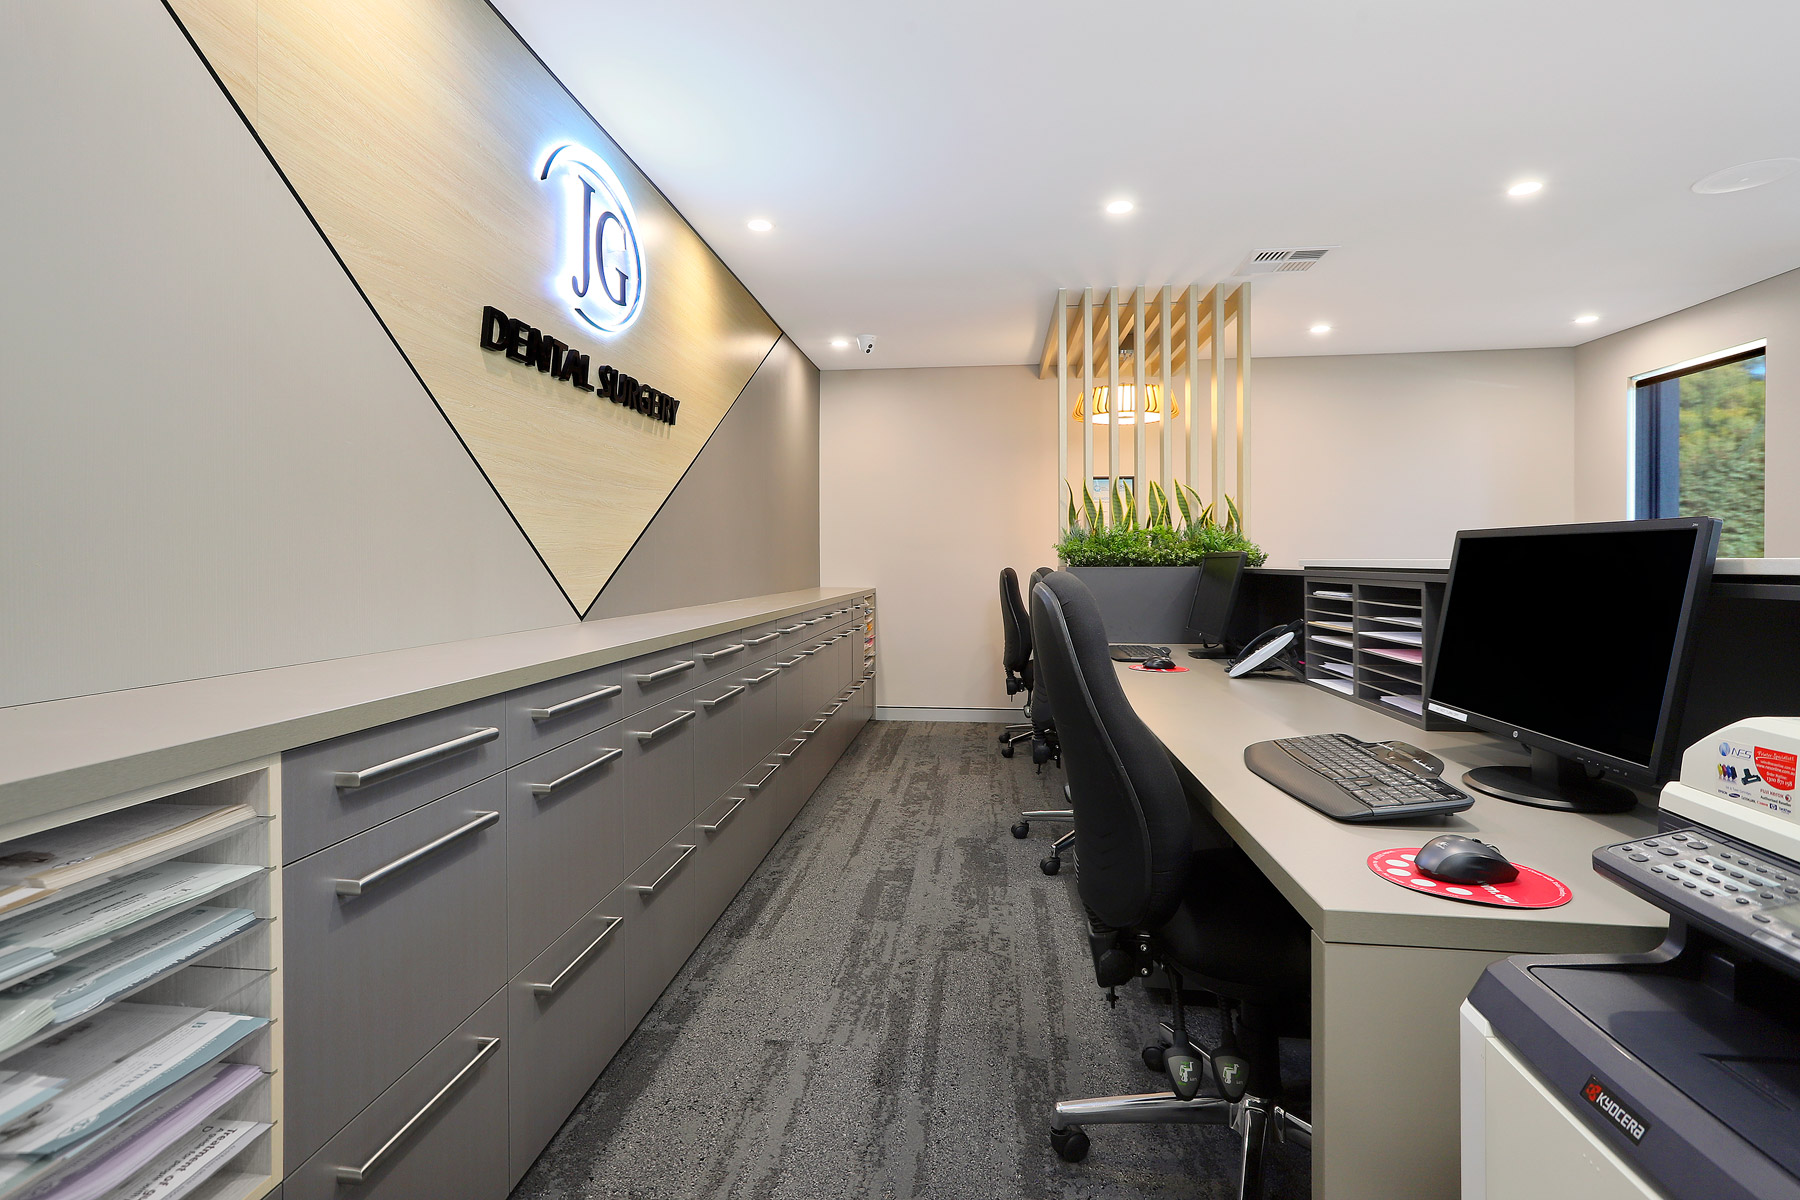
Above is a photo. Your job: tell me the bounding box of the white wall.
[1572,267,1799,554]
[824,350,1575,711]
[1244,349,1575,566]
[821,366,1057,713]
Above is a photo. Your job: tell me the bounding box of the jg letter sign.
[539,144,644,335]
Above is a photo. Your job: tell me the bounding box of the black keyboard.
[1109,644,1171,662]
[1245,733,1473,822]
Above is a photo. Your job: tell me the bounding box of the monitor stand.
[1185,642,1233,660]
[1462,747,1639,814]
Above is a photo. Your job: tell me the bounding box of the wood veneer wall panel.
[168,0,783,611]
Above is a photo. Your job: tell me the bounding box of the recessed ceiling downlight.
[1692,158,1800,194]
[1309,324,1332,334]
[1574,314,1600,325]
[1105,199,1134,215]
[747,218,774,232]
[1507,180,1543,197]
[830,337,850,349]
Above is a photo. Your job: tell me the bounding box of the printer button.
[1629,853,1650,862]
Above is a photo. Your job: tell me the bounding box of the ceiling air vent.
[1233,246,1338,276]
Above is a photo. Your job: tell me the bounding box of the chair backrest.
[1030,571,1192,930]
[1029,565,1053,591]
[999,568,1032,675]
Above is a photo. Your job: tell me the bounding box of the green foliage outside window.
[1677,357,1765,558]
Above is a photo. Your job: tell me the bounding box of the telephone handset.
[1226,620,1304,679]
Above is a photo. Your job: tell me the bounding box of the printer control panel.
[1596,826,1800,966]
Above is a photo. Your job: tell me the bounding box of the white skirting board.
[876,707,1024,724]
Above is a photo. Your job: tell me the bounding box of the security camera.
[857,334,877,355]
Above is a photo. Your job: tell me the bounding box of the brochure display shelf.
[1301,569,1454,731]
[0,763,282,1200]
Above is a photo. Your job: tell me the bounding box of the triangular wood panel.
[168,0,782,612]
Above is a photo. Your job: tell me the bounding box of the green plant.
[1055,480,1266,567]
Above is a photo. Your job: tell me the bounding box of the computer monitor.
[1185,552,1247,656]
[1427,517,1720,812]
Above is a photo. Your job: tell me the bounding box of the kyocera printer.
[1462,718,1800,1200]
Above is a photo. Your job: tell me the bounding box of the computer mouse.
[1415,835,1519,886]
[1142,656,1177,671]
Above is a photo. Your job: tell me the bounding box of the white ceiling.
[496,0,1800,370]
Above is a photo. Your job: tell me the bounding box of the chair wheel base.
[1011,821,1030,838]
[1000,744,1015,758]
[1040,855,1061,875]
[1049,1126,1089,1163]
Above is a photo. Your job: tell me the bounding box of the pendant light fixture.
[1071,345,1177,424]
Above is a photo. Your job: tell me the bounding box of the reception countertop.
[0,587,873,826]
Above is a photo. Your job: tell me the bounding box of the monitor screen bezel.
[1424,516,1720,787]
[1187,551,1248,644]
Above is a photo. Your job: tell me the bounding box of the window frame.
[1627,339,1767,521]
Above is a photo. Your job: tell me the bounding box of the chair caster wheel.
[1011,821,1030,839]
[1040,856,1061,875]
[1142,1042,1167,1072]
[1049,1127,1089,1163]
[1000,744,1015,758]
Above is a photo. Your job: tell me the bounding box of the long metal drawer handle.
[803,617,828,625]
[775,739,807,759]
[774,657,804,668]
[698,797,746,832]
[528,918,623,995]
[629,660,696,683]
[697,644,746,661]
[336,812,499,896]
[743,762,782,790]
[744,631,781,646]
[778,624,804,634]
[801,719,827,735]
[629,844,697,894]
[528,747,623,797]
[631,710,696,741]
[332,728,498,789]
[741,668,780,685]
[797,647,823,657]
[526,685,621,722]
[699,686,745,708]
[335,1036,500,1184]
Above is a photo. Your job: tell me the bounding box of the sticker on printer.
[1754,746,1798,792]
[1582,1077,1649,1144]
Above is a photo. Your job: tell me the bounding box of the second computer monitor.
[1188,552,1248,649]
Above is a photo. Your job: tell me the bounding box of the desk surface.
[1119,656,1668,955]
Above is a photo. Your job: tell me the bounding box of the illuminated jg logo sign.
[539,144,644,335]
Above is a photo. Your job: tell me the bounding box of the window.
[1633,347,1766,557]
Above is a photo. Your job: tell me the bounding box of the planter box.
[1066,566,1199,643]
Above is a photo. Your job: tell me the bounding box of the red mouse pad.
[1367,848,1572,908]
[1128,663,1189,673]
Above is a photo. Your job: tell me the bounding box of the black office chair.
[998,568,1036,757]
[1029,570,1312,1199]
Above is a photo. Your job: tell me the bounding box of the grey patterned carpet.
[512,721,1307,1199]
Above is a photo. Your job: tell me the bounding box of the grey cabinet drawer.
[507,893,627,1186]
[688,629,758,684]
[618,645,703,703]
[621,836,702,1029]
[692,788,768,937]
[506,726,628,974]
[503,661,631,767]
[282,698,504,863]
[690,676,745,810]
[737,663,782,776]
[286,989,508,1200]
[619,697,698,871]
[284,779,506,1167]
